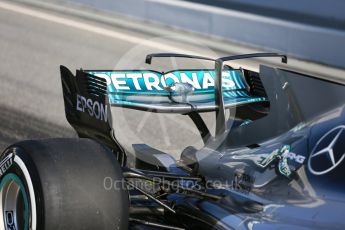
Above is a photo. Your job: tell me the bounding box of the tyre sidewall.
[0,146,44,230]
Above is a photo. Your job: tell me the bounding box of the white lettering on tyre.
[0,153,13,177]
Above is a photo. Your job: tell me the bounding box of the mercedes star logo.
[308,125,345,175]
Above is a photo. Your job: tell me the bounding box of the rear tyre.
[0,138,129,230]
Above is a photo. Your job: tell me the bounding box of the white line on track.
[0,1,265,72]
[0,1,194,54]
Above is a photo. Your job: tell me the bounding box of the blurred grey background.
[59,0,345,68]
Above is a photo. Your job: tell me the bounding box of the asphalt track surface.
[0,0,220,157]
[0,0,345,159]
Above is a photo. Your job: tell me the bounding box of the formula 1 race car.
[1,53,345,230]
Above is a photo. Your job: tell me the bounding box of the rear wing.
[85,68,268,113]
[60,53,286,160]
